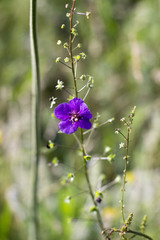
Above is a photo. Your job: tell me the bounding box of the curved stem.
[69,0,78,97]
[112,229,153,240]
[128,229,153,240]
[29,0,41,239]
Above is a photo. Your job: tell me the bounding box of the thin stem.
[29,0,41,239]
[83,87,91,101]
[98,178,119,192]
[121,129,130,223]
[63,88,73,96]
[80,129,104,231]
[69,0,105,235]
[86,127,95,147]
[73,133,81,148]
[69,0,78,97]
[74,12,87,15]
[83,118,114,135]
[78,84,87,93]
[59,60,72,69]
[119,130,128,141]
[111,229,153,240]
[127,229,153,240]
[75,61,78,78]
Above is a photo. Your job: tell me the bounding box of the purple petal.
[54,103,71,120]
[59,120,79,134]
[69,98,84,112]
[79,102,92,119]
[78,119,92,130]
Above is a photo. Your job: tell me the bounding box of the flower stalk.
[69,0,78,97]
[69,0,105,234]
[29,0,41,239]
[121,128,130,223]
[81,129,105,231]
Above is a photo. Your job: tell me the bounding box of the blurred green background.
[0,0,160,239]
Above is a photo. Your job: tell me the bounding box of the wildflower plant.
[47,1,153,240]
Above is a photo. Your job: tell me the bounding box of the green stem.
[29,0,41,239]
[80,129,104,231]
[112,229,153,240]
[128,229,153,240]
[69,0,104,234]
[121,129,129,223]
[69,0,78,97]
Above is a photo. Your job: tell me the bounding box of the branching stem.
[80,129,104,231]
[69,1,105,233]
[108,228,153,240]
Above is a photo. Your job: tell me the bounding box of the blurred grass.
[0,0,160,239]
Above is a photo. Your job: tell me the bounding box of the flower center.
[70,113,80,123]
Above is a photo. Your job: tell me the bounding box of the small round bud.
[108,118,114,123]
[71,28,78,36]
[74,55,80,60]
[80,52,86,59]
[63,42,69,49]
[64,57,69,63]
[61,24,65,29]
[115,128,120,134]
[101,230,106,235]
[66,13,70,18]
[120,117,126,122]
[65,3,69,9]
[77,43,82,48]
[96,197,102,203]
[80,74,86,81]
[55,57,61,63]
[46,140,54,149]
[86,11,91,19]
[57,40,62,45]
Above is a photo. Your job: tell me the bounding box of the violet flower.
[54,97,92,134]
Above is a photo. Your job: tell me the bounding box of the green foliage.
[0,202,12,239]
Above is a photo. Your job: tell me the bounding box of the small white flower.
[119,142,125,148]
[49,97,57,108]
[66,13,70,18]
[55,80,64,90]
[64,57,69,63]
[120,117,126,122]
[57,40,62,45]
[108,118,114,123]
[104,146,111,153]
